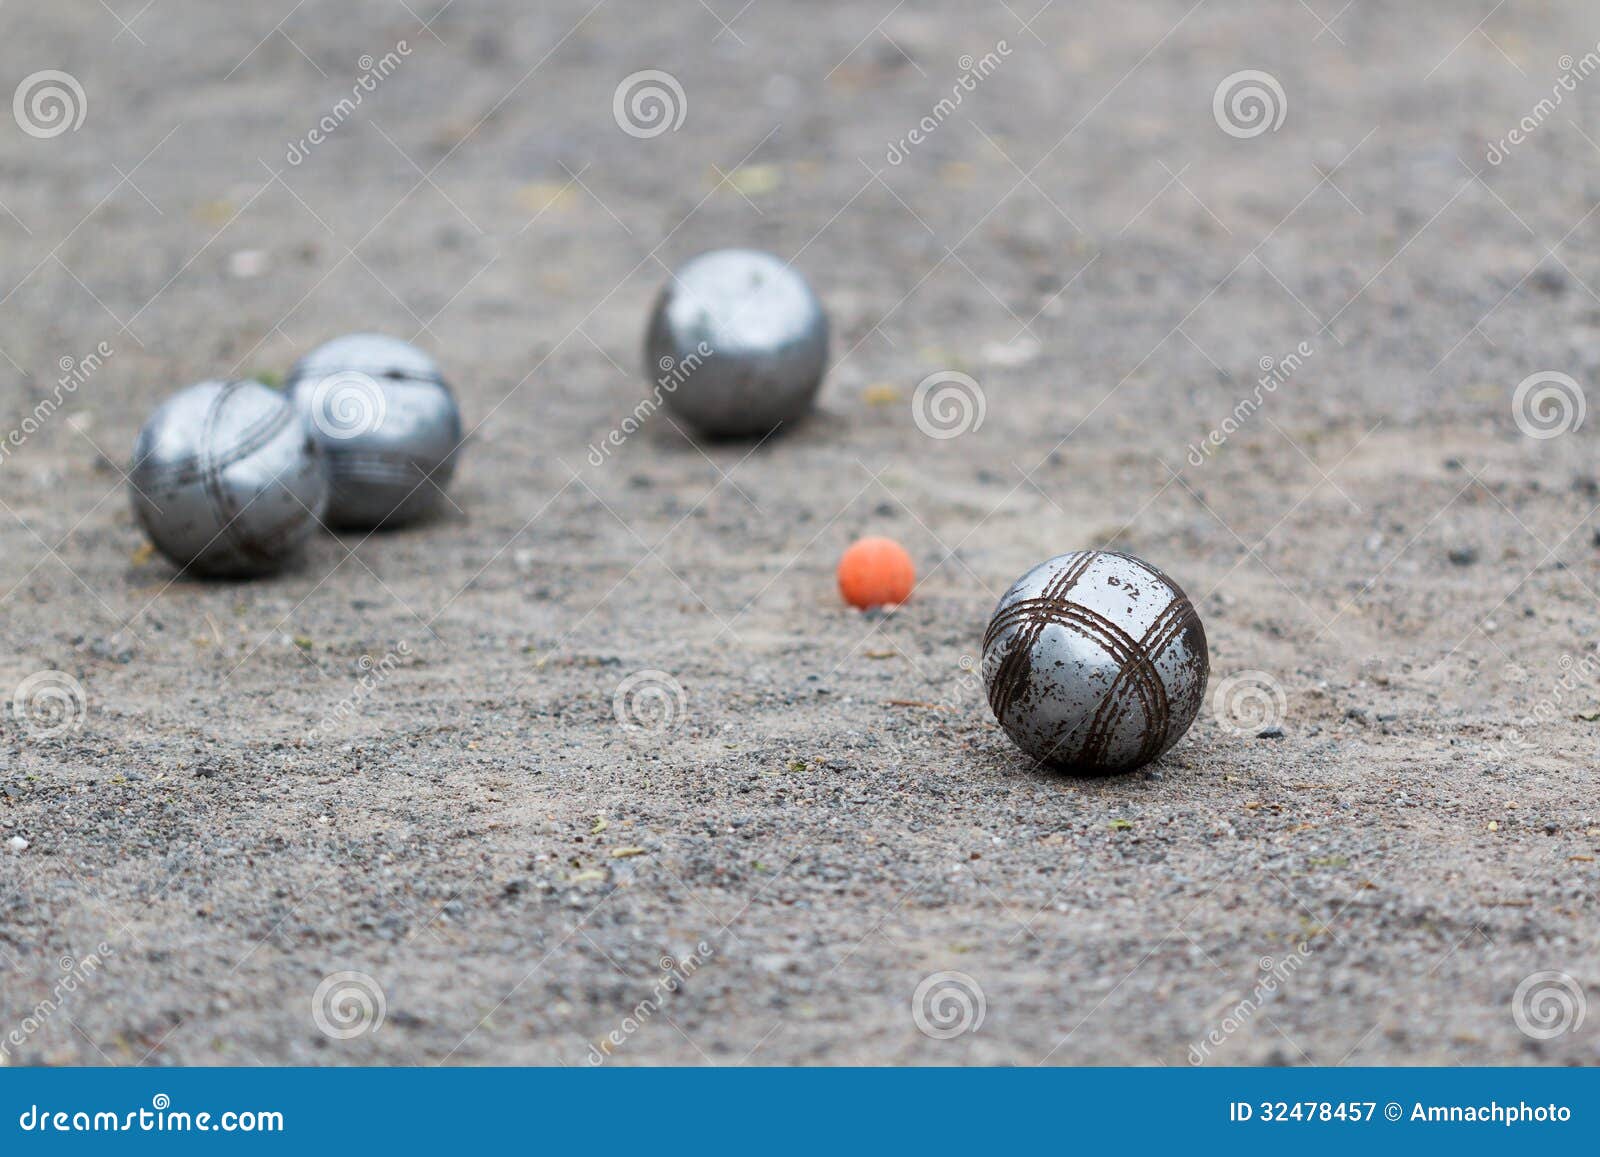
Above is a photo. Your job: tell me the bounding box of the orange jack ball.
[837,537,915,609]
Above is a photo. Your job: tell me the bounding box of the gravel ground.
[2,0,1599,1066]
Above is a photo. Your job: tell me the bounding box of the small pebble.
[1531,266,1567,295]
[227,249,268,279]
[7,835,29,853]
[981,337,1041,367]
[1448,546,1479,566]
[1256,725,1285,739]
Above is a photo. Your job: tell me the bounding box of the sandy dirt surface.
[1,0,1598,1066]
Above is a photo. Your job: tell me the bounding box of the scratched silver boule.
[644,248,829,438]
[129,379,328,578]
[982,550,1208,773]
[286,333,462,529]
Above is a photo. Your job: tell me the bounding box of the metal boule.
[129,379,328,578]
[644,248,828,439]
[286,333,462,529]
[982,550,1209,773]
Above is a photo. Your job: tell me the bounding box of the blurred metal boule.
[644,248,828,439]
[982,550,1209,773]
[129,379,328,578]
[286,333,462,529]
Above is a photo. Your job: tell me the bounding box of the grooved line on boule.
[199,382,303,569]
[985,551,1096,723]
[1080,595,1195,766]
[987,596,1167,765]
[145,388,296,487]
